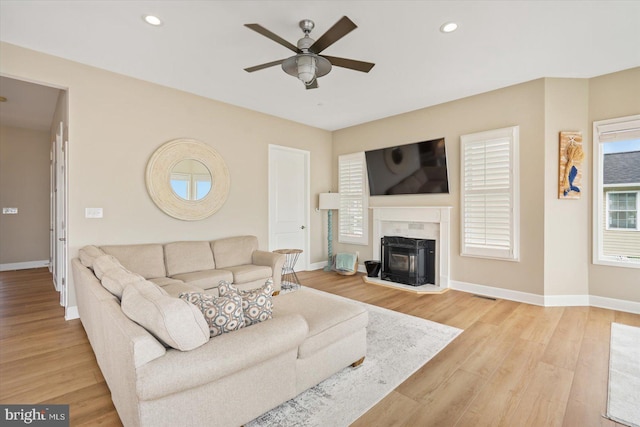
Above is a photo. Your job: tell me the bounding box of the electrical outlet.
[2,207,18,214]
[85,208,103,218]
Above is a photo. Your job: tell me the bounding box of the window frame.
[338,152,369,246]
[592,114,640,268]
[460,125,520,261]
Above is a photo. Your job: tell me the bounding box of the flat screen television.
[365,138,449,196]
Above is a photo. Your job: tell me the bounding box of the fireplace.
[381,236,435,286]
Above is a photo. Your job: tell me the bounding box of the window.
[338,152,368,245]
[607,192,638,230]
[460,126,519,260]
[593,114,640,267]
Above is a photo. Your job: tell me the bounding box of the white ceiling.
[1,1,639,131]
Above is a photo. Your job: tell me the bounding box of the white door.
[53,122,68,307]
[268,145,310,271]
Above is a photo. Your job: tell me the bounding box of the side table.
[274,249,303,291]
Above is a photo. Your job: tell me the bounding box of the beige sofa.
[91,235,284,295]
[71,236,368,427]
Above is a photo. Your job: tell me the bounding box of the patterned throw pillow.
[218,280,273,326]
[179,292,245,338]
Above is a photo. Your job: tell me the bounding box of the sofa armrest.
[253,250,286,291]
[135,313,308,401]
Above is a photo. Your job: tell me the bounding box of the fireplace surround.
[371,206,451,289]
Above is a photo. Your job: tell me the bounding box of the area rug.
[247,290,462,427]
[607,322,640,427]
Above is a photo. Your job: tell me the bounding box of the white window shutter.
[338,152,368,245]
[461,127,519,260]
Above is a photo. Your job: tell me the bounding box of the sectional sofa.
[71,235,369,427]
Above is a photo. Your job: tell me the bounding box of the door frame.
[268,144,311,271]
[52,121,68,309]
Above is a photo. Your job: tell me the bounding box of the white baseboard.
[450,280,545,306]
[450,279,640,314]
[0,260,50,272]
[544,294,591,307]
[65,305,79,320]
[308,261,367,274]
[308,261,328,271]
[590,295,640,314]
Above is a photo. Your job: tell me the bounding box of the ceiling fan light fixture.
[297,55,317,84]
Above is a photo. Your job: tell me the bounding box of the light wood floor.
[1,268,638,426]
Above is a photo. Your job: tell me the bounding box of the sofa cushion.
[219,280,273,326]
[224,264,272,285]
[164,241,216,276]
[160,281,204,298]
[210,236,258,269]
[170,269,233,290]
[148,277,184,287]
[101,244,166,279]
[101,265,146,299]
[273,289,368,359]
[179,292,245,337]
[93,255,124,280]
[78,245,106,269]
[121,280,210,351]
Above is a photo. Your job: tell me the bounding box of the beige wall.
[543,78,590,296]
[1,40,638,310]
[0,125,51,265]
[333,69,640,302]
[333,79,547,295]
[588,67,640,302]
[0,42,332,309]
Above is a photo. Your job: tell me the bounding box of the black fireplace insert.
[381,236,435,286]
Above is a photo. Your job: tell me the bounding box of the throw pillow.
[179,292,245,337]
[121,280,210,351]
[218,280,273,326]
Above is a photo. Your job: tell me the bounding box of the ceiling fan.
[244,16,375,89]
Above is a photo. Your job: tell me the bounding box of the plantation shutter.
[338,152,368,245]
[461,126,519,260]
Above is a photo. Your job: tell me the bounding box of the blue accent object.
[564,165,581,196]
[335,253,357,272]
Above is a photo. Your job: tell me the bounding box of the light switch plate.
[85,207,103,218]
[2,207,18,214]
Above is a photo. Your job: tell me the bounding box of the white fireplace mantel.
[371,206,452,288]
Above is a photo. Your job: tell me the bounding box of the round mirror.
[170,159,212,201]
[146,139,230,221]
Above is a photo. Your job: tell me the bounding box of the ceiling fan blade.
[309,16,357,54]
[244,23,299,53]
[244,59,286,73]
[305,80,319,90]
[321,55,375,73]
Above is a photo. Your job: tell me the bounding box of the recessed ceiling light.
[143,15,163,26]
[440,22,458,33]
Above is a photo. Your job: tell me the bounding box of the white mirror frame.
[146,139,230,221]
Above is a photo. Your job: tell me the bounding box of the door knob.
[300,225,306,229]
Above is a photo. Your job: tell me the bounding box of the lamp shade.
[319,193,340,210]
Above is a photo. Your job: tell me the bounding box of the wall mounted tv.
[365,138,449,196]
